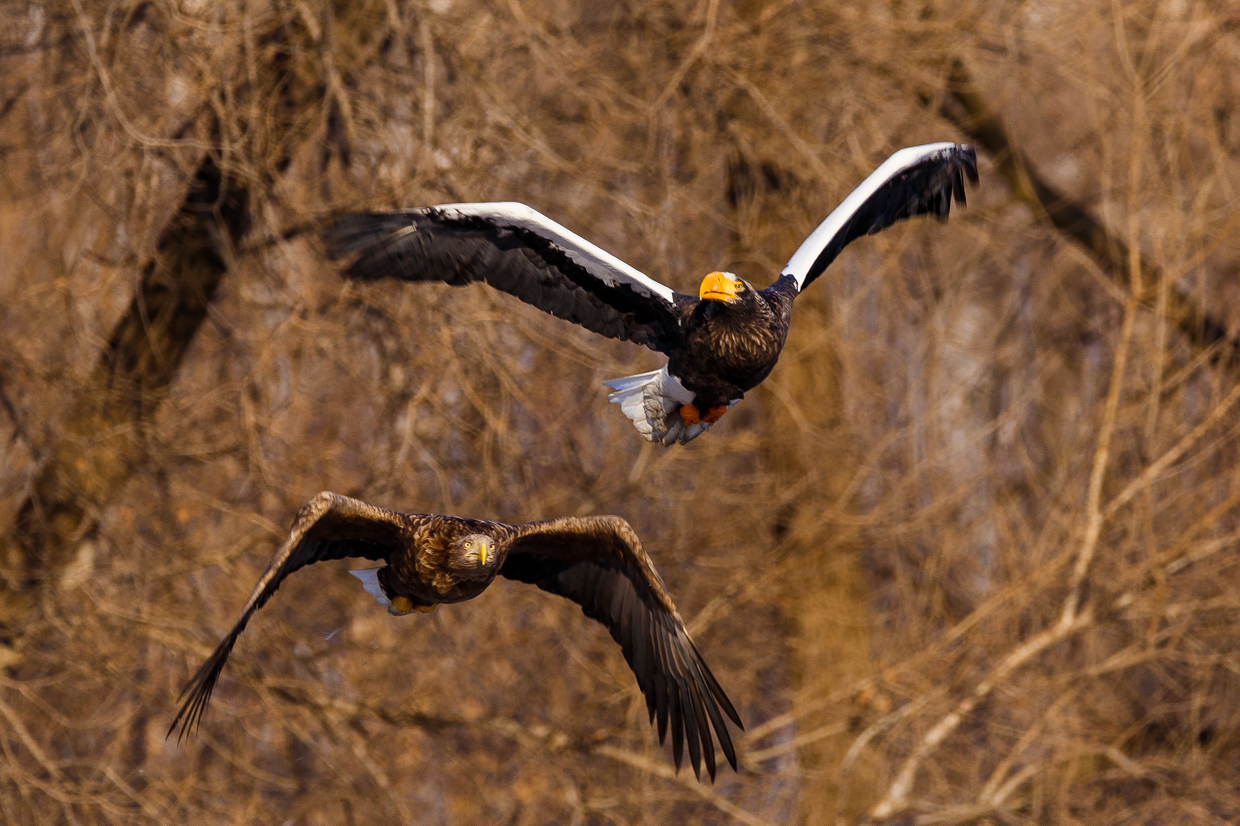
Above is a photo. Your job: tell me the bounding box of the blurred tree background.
[2,0,1240,823]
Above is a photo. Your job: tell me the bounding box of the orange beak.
[699,271,740,303]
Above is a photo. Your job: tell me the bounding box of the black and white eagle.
[325,143,977,444]
[170,493,742,780]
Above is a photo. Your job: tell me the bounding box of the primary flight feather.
[170,492,743,781]
[326,143,977,444]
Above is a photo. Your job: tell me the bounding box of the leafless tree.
[1,1,1238,823]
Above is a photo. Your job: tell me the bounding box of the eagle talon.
[702,405,728,424]
[679,404,701,425]
[389,595,437,615]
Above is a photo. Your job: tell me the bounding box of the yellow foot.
[390,596,436,615]
[679,404,701,425]
[701,404,728,424]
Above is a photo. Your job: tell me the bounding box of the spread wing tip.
[948,144,978,212]
[960,144,979,183]
[167,634,238,743]
[322,211,429,283]
[323,212,396,256]
[656,630,743,781]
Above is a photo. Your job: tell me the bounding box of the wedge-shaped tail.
[604,366,719,446]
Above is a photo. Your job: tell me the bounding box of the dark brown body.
[379,515,506,606]
[669,275,798,406]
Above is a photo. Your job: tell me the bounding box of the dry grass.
[2,0,1239,823]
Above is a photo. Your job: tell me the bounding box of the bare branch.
[940,58,1240,367]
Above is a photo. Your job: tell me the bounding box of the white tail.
[349,567,409,615]
[603,366,716,445]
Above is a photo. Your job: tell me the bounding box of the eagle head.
[456,533,497,570]
[698,271,754,306]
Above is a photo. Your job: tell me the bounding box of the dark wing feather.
[498,515,742,781]
[168,492,408,741]
[324,203,689,354]
[782,143,978,290]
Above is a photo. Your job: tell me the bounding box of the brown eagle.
[325,143,976,444]
[170,492,742,780]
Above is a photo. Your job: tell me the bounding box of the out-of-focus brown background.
[2,1,1239,823]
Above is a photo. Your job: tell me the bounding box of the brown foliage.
[2,1,1239,823]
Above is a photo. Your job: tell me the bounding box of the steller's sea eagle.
[170,492,742,781]
[325,143,977,444]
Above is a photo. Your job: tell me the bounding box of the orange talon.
[679,404,701,425]
[702,405,728,424]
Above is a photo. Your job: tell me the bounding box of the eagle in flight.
[326,143,977,444]
[170,492,742,780]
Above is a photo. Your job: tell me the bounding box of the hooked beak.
[699,271,741,303]
[463,534,494,567]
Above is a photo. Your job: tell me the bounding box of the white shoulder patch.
[780,142,960,290]
[432,202,677,305]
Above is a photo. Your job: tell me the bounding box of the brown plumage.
[170,492,743,780]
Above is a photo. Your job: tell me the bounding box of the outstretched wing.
[325,203,689,354]
[498,515,742,781]
[781,143,978,291]
[169,492,409,740]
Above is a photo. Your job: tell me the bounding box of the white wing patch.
[434,202,677,305]
[780,142,960,290]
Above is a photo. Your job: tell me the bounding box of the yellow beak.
[699,271,740,302]
[478,544,489,565]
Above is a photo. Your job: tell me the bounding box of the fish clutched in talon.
[325,144,977,445]
[170,491,743,780]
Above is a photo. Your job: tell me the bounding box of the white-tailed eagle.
[171,492,742,780]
